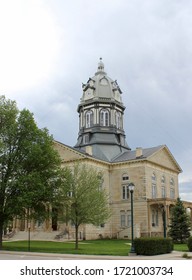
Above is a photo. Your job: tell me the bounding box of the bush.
[187,236,192,252]
[134,237,173,255]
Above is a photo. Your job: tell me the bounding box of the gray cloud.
[1,0,192,200]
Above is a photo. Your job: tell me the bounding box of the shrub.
[134,237,173,255]
[187,236,192,252]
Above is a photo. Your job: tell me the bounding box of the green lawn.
[2,240,189,256]
[2,239,131,256]
[173,243,188,252]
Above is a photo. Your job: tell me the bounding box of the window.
[152,184,157,198]
[161,186,166,198]
[170,188,175,199]
[122,185,129,199]
[161,175,166,184]
[170,178,174,186]
[85,110,93,128]
[120,212,131,228]
[127,214,131,227]
[115,111,121,129]
[97,173,103,190]
[152,172,157,198]
[161,176,166,198]
[170,178,175,199]
[83,134,89,144]
[120,214,126,227]
[100,109,110,126]
[122,174,129,181]
[152,209,159,226]
[152,172,156,181]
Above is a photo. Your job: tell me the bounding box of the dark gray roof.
[111,145,164,163]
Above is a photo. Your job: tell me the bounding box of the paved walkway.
[1,250,192,260]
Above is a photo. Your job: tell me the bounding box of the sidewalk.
[1,250,192,260]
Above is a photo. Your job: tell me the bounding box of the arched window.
[170,178,174,186]
[100,109,110,126]
[161,175,165,184]
[85,110,93,128]
[161,176,166,198]
[152,172,156,181]
[115,111,121,129]
[170,178,175,199]
[152,172,157,198]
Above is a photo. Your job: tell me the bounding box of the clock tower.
[74,59,130,161]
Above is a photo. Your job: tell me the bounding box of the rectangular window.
[120,214,126,227]
[161,186,166,198]
[152,210,158,226]
[84,134,89,144]
[152,184,156,198]
[127,214,131,227]
[122,185,129,199]
[170,188,175,199]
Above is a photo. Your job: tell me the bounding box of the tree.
[168,197,191,243]
[56,163,110,249]
[0,95,62,249]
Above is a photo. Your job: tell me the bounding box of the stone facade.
[11,60,192,240]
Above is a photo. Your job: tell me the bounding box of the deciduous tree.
[0,95,62,248]
[56,163,110,249]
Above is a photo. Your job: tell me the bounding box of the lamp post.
[129,182,136,254]
[28,223,31,251]
[162,206,167,238]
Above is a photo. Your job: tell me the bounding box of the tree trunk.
[0,221,3,249]
[75,225,79,250]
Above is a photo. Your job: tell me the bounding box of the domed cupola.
[74,59,130,161]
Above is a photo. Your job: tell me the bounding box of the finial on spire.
[97,57,104,72]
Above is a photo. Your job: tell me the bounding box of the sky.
[0,0,192,201]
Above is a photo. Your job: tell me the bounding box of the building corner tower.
[74,58,130,161]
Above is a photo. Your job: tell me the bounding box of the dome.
[81,58,123,104]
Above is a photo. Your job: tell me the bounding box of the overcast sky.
[0,0,192,201]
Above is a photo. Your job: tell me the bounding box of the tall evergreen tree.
[168,197,191,243]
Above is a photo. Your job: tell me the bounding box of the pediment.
[147,146,182,173]
[53,141,86,162]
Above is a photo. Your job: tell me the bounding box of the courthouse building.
[13,59,192,239]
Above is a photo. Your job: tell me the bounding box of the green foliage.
[168,198,191,243]
[55,162,111,249]
[187,236,192,252]
[0,95,62,248]
[3,239,129,256]
[134,237,173,255]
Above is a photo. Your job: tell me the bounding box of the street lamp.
[28,222,31,252]
[129,182,136,254]
[162,206,167,238]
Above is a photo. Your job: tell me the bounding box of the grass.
[173,243,189,252]
[2,240,190,256]
[2,239,131,256]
